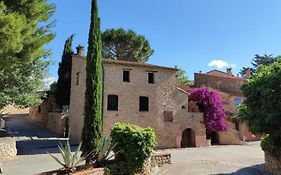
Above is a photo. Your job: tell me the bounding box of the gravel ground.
[160,142,269,175]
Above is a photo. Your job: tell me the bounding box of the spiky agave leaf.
[48,141,86,170]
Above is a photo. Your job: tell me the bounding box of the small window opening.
[139,96,149,112]
[76,72,80,85]
[148,72,155,84]
[123,70,130,82]
[107,95,118,111]
[164,111,173,122]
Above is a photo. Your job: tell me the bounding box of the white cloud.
[43,76,57,89]
[208,59,236,69]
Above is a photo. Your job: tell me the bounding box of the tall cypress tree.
[81,0,103,160]
[56,35,74,108]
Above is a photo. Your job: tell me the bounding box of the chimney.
[76,45,84,56]
[226,68,232,77]
[245,67,251,79]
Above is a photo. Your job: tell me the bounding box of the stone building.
[193,68,259,144]
[29,93,68,137]
[69,52,207,149]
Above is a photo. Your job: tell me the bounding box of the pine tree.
[56,35,74,108]
[81,0,103,161]
[0,0,55,110]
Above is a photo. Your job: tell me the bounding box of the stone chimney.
[245,67,251,79]
[226,68,232,77]
[76,45,84,56]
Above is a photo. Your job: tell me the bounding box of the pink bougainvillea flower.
[189,87,228,131]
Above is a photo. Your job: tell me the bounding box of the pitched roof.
[73,55,178,71]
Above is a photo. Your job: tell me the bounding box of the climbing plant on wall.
[189,87,227,131]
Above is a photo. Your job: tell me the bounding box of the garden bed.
[35,167,104,175]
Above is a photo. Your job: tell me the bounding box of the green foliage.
[240,62,281,135]
[110,123,157,175]
[240,54,277,77]
[0,0,55,110]
[49,81,57,93]
[56,35,74,108]
[81,0,103,161]
[175,66,189,85]
[261,135,281,158]
[240,61,281,156]
[102,28,154,63]
[49,142,86,172]
[95,136,118,165]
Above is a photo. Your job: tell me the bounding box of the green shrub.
[110,122,157,175]
[261,134,281,158]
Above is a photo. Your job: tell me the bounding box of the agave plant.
[49,141,86,173]
[95,136,118,164]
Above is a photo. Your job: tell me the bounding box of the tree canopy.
[239,60,281,157]
[0,0,55,110]
[189,87,227,131]
[81,0,103,162]
[239,60,281,135]
[102,28,154,63]
[240,54,277,77]
[175,66,189,85]
[56,35,74,108]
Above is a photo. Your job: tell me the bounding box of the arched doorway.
[181,128,196,148]
[207,130,219,145]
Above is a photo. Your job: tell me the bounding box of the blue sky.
[46,0,281,84]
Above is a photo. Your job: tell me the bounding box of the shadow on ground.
[213,164,269,175]
[4,114,77,155]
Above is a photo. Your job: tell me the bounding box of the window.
[181,105,186,109]
[235,122,239,131]
[38,106,41,113]
[76,72,80,85]
[148,72,155,84]
[235,98,241,106]
[164,111,173,122]
[107,95,118,111]
[139,96,149,112]
[123,70,130,82]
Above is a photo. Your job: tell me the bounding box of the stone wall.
[69,56,207,148]
[151,153,171,167]
[218,121,244,145]
[194,73,245,96]
[47,113,67,136]
[29,93,67,136]
[0,138,17,161]
[265,152,281,175]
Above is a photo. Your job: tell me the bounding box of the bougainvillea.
[189,87,227,131]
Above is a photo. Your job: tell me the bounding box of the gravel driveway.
[161,142,268,175]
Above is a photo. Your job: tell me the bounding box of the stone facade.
[193,69,259,144]
[69,56,207,148]
[0,138,17,161]
[151,153,171,167]
[29,93,67,137]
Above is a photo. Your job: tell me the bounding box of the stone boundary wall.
[265,152,281,175]
[151,152,171,167]
[0,138,17,161]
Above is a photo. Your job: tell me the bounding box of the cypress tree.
[56,35,74,108]
[81,0,103,161]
